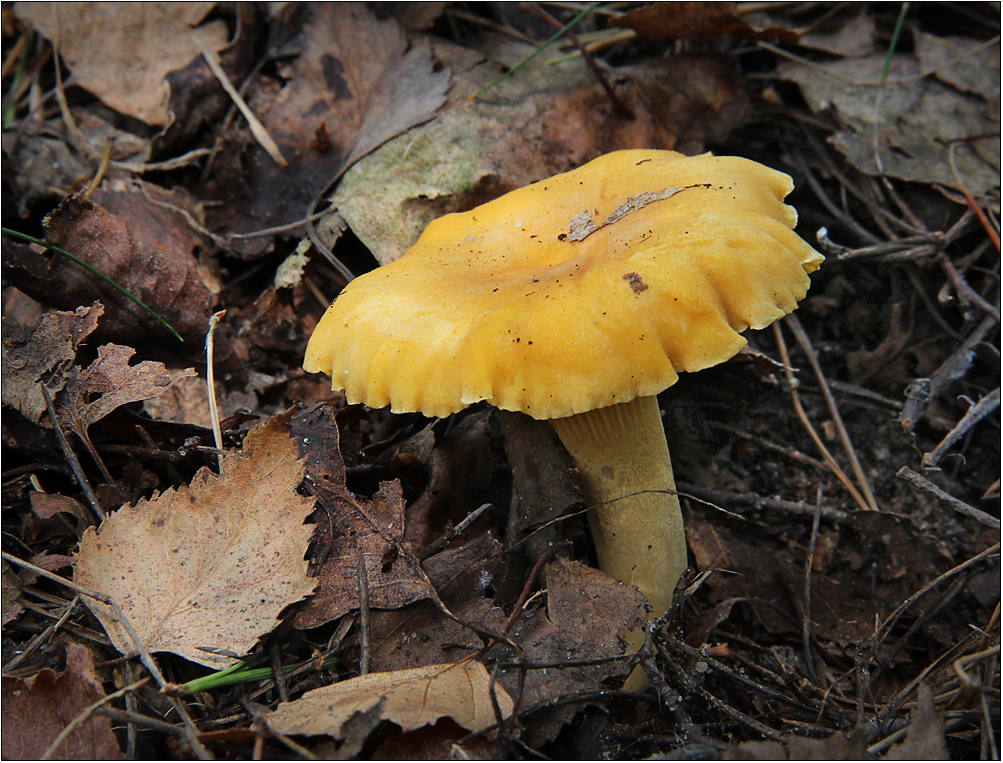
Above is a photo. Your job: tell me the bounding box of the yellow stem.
[549,394,685,617]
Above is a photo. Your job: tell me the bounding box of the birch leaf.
[74,415,317,668]
[268,660,512,737]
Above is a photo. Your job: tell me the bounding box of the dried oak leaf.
[15,3,228,126]
[1,302,102,425]
[268,660,513,737]
[74,415,317,668]
[58,343,195,451]
[1,642,124,760]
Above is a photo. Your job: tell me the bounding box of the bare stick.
[42,679,148,760]
[897,467,1000,529]
[192,36,287,167]
[40,386,105,522]
[786,314,879,510]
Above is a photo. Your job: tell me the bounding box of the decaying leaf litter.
[1,2,998,759]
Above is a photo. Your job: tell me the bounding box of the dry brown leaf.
[1,302,102,426]
[58,343,195,450]
[370,533,508,673]
[610,2,800,44]
[74,414,317,668]
[268,660,513,737]
[294,480,432,629]
[15,3,228,126]
[778,47,1000,197]
[209,3,450,252]
[32,193,219,345]
[0,642,124,760]
[500,558,647,744]
[2,560,24,627]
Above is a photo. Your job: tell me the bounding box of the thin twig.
[938,251,1001,322]
[419,502,494,560]
[42,679,148,760]
[206,310,226,472]
[870,544,1000,659]
[802,486,823,684]
[922,387,1000,468]
[786,314,879,510]
[267,640,289,704]
[525,3,634,118]
[773,323,872,512]
[40,385,105,522]
[50,19,98,162]
[357,548,371,676]
[897,468,1000,529]
[4,594,81,672]
[93,706,191,739]
[192,35,287,167]
[899,315,999,431]
[505,541,570,634]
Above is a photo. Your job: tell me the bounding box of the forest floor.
[2,3,1000,760]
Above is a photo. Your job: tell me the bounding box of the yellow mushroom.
[305,149,823,676]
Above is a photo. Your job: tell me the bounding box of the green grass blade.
[882,3,910,81]
[470,2,602,101]
[181,655,339,694]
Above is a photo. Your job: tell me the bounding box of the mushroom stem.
[550,394,685,619]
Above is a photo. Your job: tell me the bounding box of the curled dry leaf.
[1,302,102,426]
[58,343,196,450]
[7,193,218,345]
[268,659,513,738]
[74,415,317,668]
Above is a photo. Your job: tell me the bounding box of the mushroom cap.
[305,149,823,420]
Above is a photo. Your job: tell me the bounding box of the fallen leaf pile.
[778,28,1000,196]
